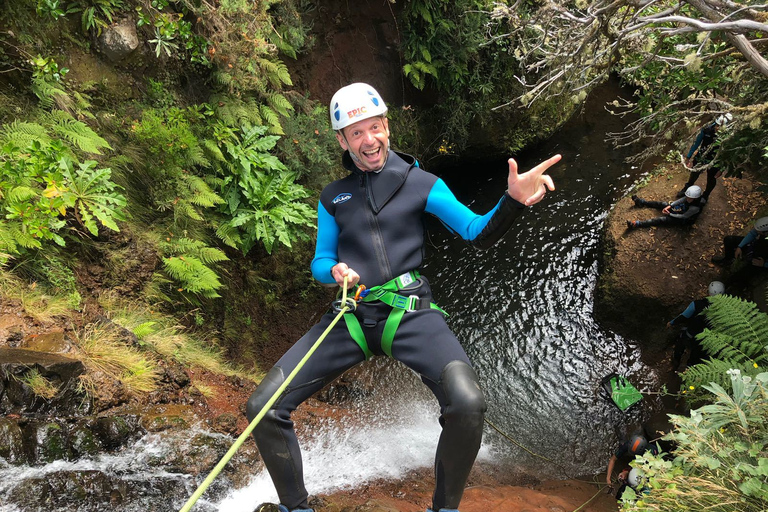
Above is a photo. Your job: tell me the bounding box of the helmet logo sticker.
[332,193,352,205]
[347,106,367,119]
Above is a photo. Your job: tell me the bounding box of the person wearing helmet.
[666,281,724,372]
[606,430,657,491]
[712,216,768,268]
[246,83,561,512]
[626,185,703,229]
[678,113,733,203]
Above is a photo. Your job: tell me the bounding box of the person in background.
[606,431,657,493]
[711,216,768,293]
[626,186,703,229]
[667,281,724,372]
[678,113,733,204]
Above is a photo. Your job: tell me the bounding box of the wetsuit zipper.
[362,172,393,282]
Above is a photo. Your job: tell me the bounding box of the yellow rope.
[179,277,353,512]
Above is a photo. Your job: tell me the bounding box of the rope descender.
[331,281,365,314]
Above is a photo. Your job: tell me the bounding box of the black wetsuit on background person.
[630,196,702,228]
[668,298,709,371]
[681,122,720,201]
[246,150,526,512]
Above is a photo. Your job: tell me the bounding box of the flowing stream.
[0,80,660,512]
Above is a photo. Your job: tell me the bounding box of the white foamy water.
[213,396,494,512]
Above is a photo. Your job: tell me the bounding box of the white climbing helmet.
[715,113,733,126]
[708,281,725,296]
[329,83,388,131]
[755,216,768,232]
[685,185,702,199]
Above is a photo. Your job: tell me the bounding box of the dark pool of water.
[420,79,659,476]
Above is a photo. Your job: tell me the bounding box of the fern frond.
[214,222,242,249]
[174,200,203,221]
[162,256,222,297]
[267,93,293,117]
[182,175,224,208]
[6,186,39,203]
[682,359,755,393]
[276,62,292,86]
[705,295,768,351]
[31,79,67,109]
[186,144,211,168]
[0,121,51,149]
[45,111,111,154]
[203,139,226,162]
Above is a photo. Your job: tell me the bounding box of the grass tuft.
[0,271,72,323]
[73,323,160,395]
[17,368,59,399]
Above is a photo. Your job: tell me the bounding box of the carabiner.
[354,285,367,302]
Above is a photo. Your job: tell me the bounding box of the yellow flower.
[689,385,695,390]
[754,363,759,368]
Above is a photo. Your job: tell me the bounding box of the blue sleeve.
[310,202,339,284]
[686,129,705,158]
[739,230,758,248]
[671,301,697,325]
[425,178,501,241]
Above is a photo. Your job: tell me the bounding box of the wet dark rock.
[26,421,72,462]
[162,360,190,388]
[93,415,140,449]
[21,328,71,353]
[0,348,90,416]
[162,432,231,475]
[96,18,140,63]
[141,414,189,432]
[0,417,26,463]
[5,469,197,512]
[68,419,104,458]
[211,412,238,435]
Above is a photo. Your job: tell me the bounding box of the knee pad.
[439,360,486,422]
[246,366,286,422]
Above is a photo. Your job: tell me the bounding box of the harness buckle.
[406,295,420,313]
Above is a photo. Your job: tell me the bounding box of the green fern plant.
[159,237,228,298]
[682,295,768,400]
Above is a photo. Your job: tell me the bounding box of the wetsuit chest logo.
[333,193,352,205]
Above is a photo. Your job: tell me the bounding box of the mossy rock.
[68,420,104,458]
[30,421,71,463]
[0,418,26,464]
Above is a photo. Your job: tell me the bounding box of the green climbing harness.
[340,270,447,358]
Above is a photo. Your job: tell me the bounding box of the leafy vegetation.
[489,0,768,179]
[681,295,768,401]
[621,371,768,511]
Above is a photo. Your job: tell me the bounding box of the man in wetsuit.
[677,114,732,203]
[626,186,703,229]
[246,83,560,512]
[666,281,724,372]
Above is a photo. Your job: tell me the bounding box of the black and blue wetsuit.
[669,298,709,370]
[681,122,720,200]
[246,150,525,512]
[631,196,702,228]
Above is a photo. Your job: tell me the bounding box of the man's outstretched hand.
[507,154,560,206]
